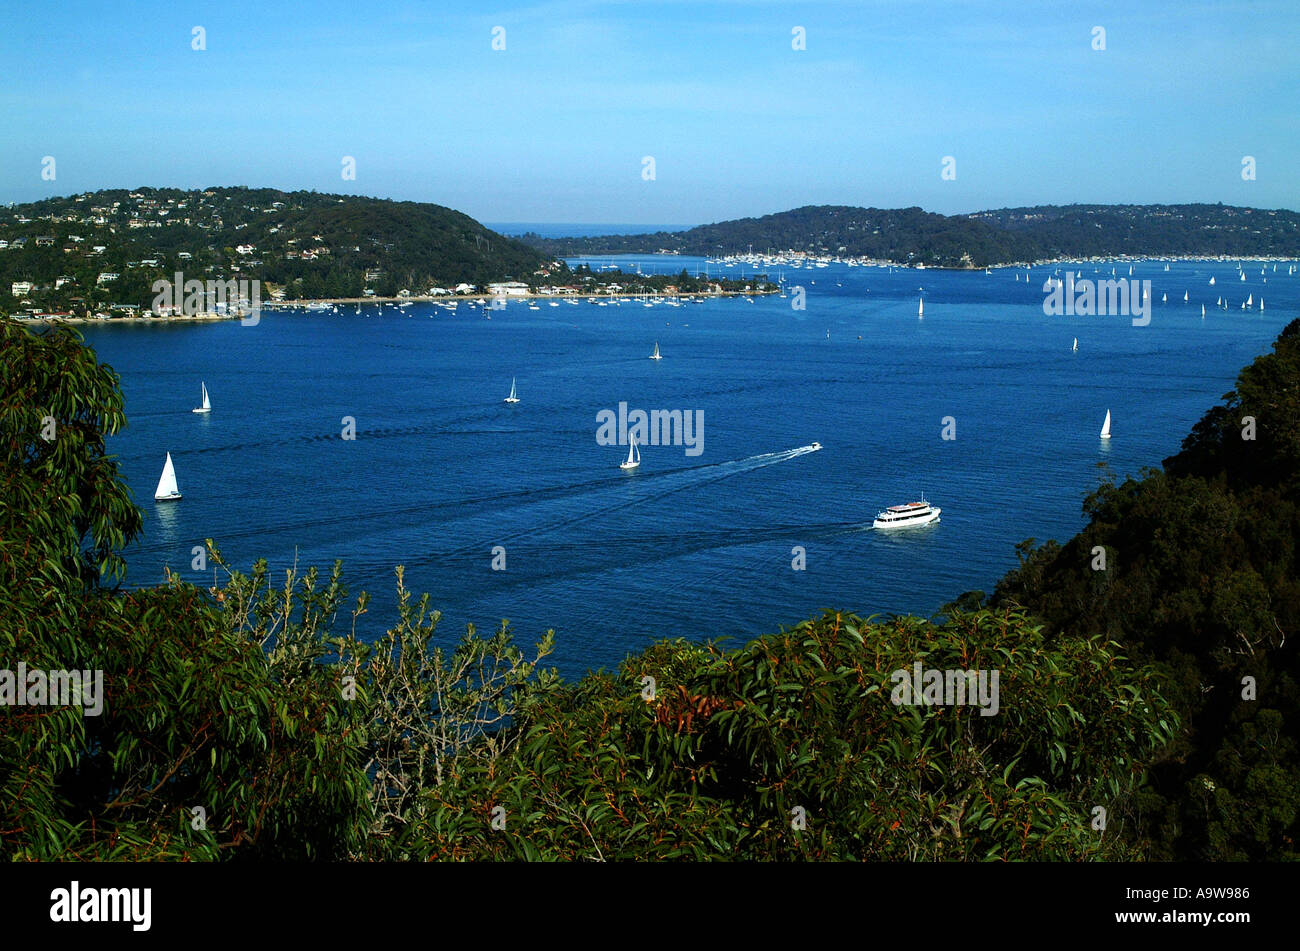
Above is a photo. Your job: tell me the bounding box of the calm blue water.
[81,259,1296,677]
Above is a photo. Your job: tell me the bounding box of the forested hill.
[0,187,548,309]
[518,203,1300,268]
[990,318,1300,860]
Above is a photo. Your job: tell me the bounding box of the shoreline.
[20,288,778,325]
[699,252,1300,272]
[13,253,1293,326]
[270,287,778,305]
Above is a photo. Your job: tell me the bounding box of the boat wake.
[126,443,824,574]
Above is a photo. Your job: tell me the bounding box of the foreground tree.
[994,319,1300,860]
[1,320,373,859]
[405,609,1175,860]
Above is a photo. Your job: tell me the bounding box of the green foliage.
[404,610,1173,860]
[0,318,373,859]
[994,319,1300,860]
[0,187,548,315]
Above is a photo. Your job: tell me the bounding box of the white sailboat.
[1161,292,1167,303]
[1260,298,1264,311]
[619,434,641,470]
[1100,410,1112,440]
[1246,293,1253,307]
[649,342,662,360]
[192,381,211,414]
[1201,304,1206,318]
[1072,337,1078,352]
[154,452,182,501]
[1209,276,1216,285]
[503,377,519,403]
[918,297,924,318]
[1183,291,1189,302]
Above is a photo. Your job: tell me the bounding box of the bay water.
[81,257,1294,676]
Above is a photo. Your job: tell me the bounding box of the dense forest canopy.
[990,318,1300,860]
[520,203,1300,268]
[0,187,551,313]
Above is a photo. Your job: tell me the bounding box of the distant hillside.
[0,187,550,313]
[519,203,1300,268]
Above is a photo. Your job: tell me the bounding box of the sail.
[918,297,924,317]
[1100,410,1112,439]
[1072,337,1077,351]
[155,452,180,499]
[200,382,210,410]
[1210,277,1215,285]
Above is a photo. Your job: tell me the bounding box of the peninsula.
[0,187,771,320]
[518,203,1300,269]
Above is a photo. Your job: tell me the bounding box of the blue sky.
[2,0,1296,224]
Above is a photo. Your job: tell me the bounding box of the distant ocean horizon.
[487,222,695,238]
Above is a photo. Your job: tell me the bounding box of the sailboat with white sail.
[154,452,182,501]
[619,433,641,470]
[192,381,211,414]
[649,342,662,360]
[918,297,924,318]
[1100,410,1112,440]
[503,377,519,403]
[1072,337,1078,352]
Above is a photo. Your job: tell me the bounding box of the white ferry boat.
[872,496,941,529]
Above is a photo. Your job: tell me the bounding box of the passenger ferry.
[872,496,941,530]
